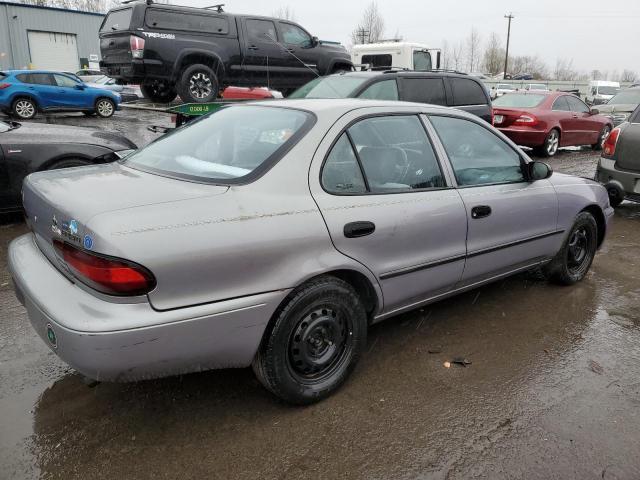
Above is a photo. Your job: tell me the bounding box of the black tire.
[95,98,115,118]
[252,276,367,405]
[592,124,611,150]
[12,97,37,120]
[177,63,219,104]
[140,82,178,103]
[535,129,560,157]
[607,186,624,208]
[83,111,96,117]
[543,212,598,285]
[47,158,92,170]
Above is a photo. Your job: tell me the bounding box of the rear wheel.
[543,212,598,285]
[177,64,219,104]
[252,276,367,404]
[140,82,178,103]
[12,98,37,120]
[592,125,611,150]
[536,129,560,157]
[95,98,115,118]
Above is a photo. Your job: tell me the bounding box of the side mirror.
[590,108,600,115]
[529,161,553,181]
[75,84,85,90]
[311,36,319,47]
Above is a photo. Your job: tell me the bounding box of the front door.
[310,110,468,315]
[240,18,288,88]
[428,115,561,286]
[277,21,319,85]
[566,95,601,146]
[51,74,88,109]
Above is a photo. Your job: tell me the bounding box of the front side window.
[358,80,399,101]
[341,115,444,193]
[361,54,392,69]
[412,50,432,71]
[450,78,487,106]
[54,74,79,88]
[124,106,312,183]
[566,96,589,113]
[552,96,571,111]
[430,115,524,186]
[321,134,367,194]
[279,22,311,47]
[401,78,446,105]
[246,19,277,43]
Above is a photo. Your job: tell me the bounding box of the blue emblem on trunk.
[83,235,93,250]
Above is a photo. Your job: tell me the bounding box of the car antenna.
[203,3,224,12]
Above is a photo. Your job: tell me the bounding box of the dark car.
[288,71,493,124]
[99,3,353,103]
[492,92,613,157]
[0,120,136,213]
[596,104,640,206]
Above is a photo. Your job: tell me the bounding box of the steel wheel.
[288,306,352,383]
[546,129,559,156]
[566,226,592,276]
[96,99,114,118]
[188,72,213,100]
[13,99,36,119]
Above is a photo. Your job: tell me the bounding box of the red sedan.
[492,92,613,157]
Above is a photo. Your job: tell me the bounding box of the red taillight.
[0,83,11,89]
[603,127,620,157]
[53,240,155,296]
[514,114,539,127]
[130,35,145,59]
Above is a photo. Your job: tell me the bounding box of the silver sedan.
[9,99,614,404]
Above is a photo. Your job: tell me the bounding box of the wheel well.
[39,154,92,171]
[582,205,606,248]
[324,269,378,319]
[94,96,114,106]
[12,95,38,109]
[177,54,224,80]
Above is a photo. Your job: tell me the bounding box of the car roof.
[4,69,67,75]
[332,70,472,79]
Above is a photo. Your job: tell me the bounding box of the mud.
[1,121,639,479]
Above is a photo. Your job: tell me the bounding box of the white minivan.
[585,81,620,105]
[351,42,441,71]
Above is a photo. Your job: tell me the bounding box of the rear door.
[566,95,600,145]
[429,114,560,285]
[18,73,57,109]
[398,76,447,106]
[309,109,468,315]
[447,77,492,123]
[239,18,288,86]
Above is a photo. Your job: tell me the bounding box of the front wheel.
[592,125,611,150]
[177,64,219,103]
[252,276,367,405]
[95,98,115,118]
[543,212,598,285]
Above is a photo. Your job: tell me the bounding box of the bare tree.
[621,69,638,82]
[510,55,548,79]
[451,41,465,71]
[272,6,296,21]
[482,32,504,75]
[441,39,451,70]
[554,58,578,81]
[350,1,385,45]
[465,27,481,73]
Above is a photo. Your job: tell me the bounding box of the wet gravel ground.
[1,111,639,479]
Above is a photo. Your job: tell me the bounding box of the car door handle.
[572,114,579,118]
[247,45,259,50]
[344,221,375,238]
[471,205,492,219]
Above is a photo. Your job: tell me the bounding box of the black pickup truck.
[99,2,353,103]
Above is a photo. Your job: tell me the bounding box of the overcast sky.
[186,0,640,76]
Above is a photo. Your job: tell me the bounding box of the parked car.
[0,70,121,119]
[289,71,493,123]
[594,87,640,126]
[596,104,640,206]
[0,120,136,213]
[585,80,620,106]
[524,83,549,92]
[491,83,516,99]
[351,42,440,71]
[76,69,105,83]
[9,99,612,404]
[512,73,533,80]
[99,3,353,103]
[492,92,613,157]
[85,75,140,103]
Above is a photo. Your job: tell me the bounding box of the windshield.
[101,8,132,32]
[607,90,640,105]
[94,76,111,84]
[598,86,619,96]
[492,94,546,108]
[289,76,367,99]
[124,105,313,183]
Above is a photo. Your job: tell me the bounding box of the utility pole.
[356,28,370,45]
[503,13,514,79]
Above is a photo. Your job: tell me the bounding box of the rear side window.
[358,80,399,101]
[17,73,54,85]
[16,73,32,83]
[552,96,571,111]
[430,115,524,186]
[101,8,132,32]
[145,9,228,34]
[322,134,367,194]
[361,54,392,69]
[401,78,446,105]
[246,19,277,43]
[450,78,487,106]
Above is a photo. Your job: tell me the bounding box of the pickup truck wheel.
[178,64,218,103]
[543,212,598,285]
[252,276,367,405]
[140,82,177,103]
[12,98,37,120]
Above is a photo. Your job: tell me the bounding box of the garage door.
[28,31,79,71]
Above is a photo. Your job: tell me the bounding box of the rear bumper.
[496,127,547,148]
[101,59,167,83]
[9,233,290,382]
[596,157,640,200]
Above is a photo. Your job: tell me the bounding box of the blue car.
[0,70,121,119]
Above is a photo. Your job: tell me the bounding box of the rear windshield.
[289,76,367,99]
[101,8,132,32]
[607,90,640,105]
[492,94,546,108]
[124,106,314,183]
[597,86,619,95]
